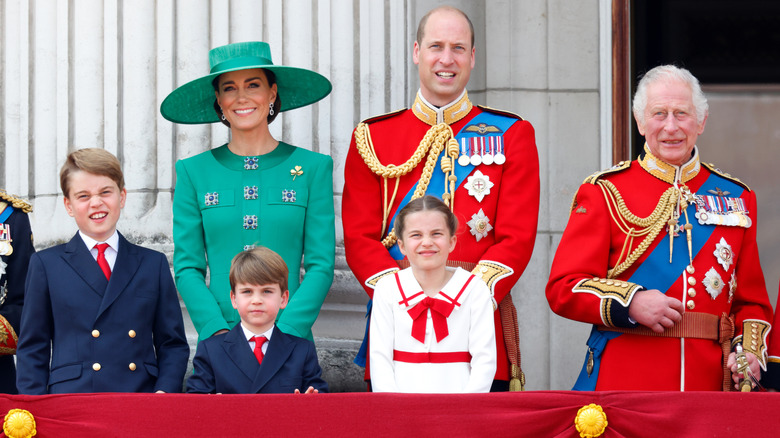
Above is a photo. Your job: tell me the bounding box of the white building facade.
[1,0,615,390]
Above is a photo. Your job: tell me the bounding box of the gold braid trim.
[354,122,458,248]
[0,190,33,213]
[596,180,679,278]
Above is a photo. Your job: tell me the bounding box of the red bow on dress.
[407,297,455,343]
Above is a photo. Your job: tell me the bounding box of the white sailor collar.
[393,267,474,311]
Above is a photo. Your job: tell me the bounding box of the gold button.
[92,330,100,338]
[687,288,696,298]
[93,363,101,371]
[129,363,137,371]
[480,267,488,273]
[686,300,695,310]
[128,330,136,338]
[686,265,695,274]
[687,277,696,286]
[592,277,599,282]
[599,278,607,284]
[606,280,614,286]
[751,323,758,328]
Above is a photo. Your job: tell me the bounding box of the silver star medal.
[713,238,733,271]
[703,267,724,300]
[467,209,493,242]
[465,171,494,202]
[0,258,6,276]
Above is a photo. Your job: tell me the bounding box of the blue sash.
[572,173,745,390]
[0,206,12,223]
[354,110,519,367]
[386,111,518,259]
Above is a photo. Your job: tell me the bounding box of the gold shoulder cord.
[596,180,679,278]
[354,122,459,248]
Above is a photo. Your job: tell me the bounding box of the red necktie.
[252,336,268,365]
[95,243,111,280]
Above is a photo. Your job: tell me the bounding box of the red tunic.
[546,148,772,390]
[343,93,540,381]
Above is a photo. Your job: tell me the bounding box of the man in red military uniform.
[343,6,540,391]
[547,65,772,391]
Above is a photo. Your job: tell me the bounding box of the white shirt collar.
[79,230,119,253]
[240,323,275,342]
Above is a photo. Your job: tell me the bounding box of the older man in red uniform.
[547,65,772,391]
[343,6,540,391]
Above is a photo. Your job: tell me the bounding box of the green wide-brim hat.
[160,41,332,124]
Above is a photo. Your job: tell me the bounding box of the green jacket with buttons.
[173,143,335,341]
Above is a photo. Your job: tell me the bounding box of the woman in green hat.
[161,41,335,342]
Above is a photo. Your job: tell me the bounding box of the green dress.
[173,143,335,341]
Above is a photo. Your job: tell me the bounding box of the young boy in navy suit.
[187,247,328,394]
[16,148,189,394]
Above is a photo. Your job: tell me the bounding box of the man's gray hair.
[632,65,708,126]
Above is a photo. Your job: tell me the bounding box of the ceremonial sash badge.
[465,170,493,202]
[467,209,493,241]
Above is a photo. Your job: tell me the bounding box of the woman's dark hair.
[212,69,282,127]
[395,195,458,239]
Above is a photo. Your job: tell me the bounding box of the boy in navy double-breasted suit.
[186,247,327,394]
[16,148,189,394]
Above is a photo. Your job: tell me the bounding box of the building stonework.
[1,0,610,390]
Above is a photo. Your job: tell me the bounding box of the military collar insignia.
[638,144,700,184]
[411,89,472,126]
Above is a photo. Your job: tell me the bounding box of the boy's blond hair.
[229,246,289,293]
[60,148,125,197]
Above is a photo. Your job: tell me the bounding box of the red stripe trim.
[395,272,423,307]
[393,350,472,364]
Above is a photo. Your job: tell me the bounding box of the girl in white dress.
[369,196,496,393]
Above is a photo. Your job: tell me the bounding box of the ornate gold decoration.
[354,122,459,248]
[575,404,608,438]
[471,261,513,309]
[596,179,684,278]
[411,90,472,126]
[365,268,400,290]
[3,409,36,438]
[573,277,642,308]
[290,165,303,180]
[741,319,770,369]
[0,190,33,213]
[0,315,18,356]
[638,144,700,184]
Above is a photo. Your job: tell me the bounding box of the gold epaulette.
[582,160,632,185]
[360,108,407,125]
[0,189,33,213]
[476,105,524,121]
[701,162,751,192]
